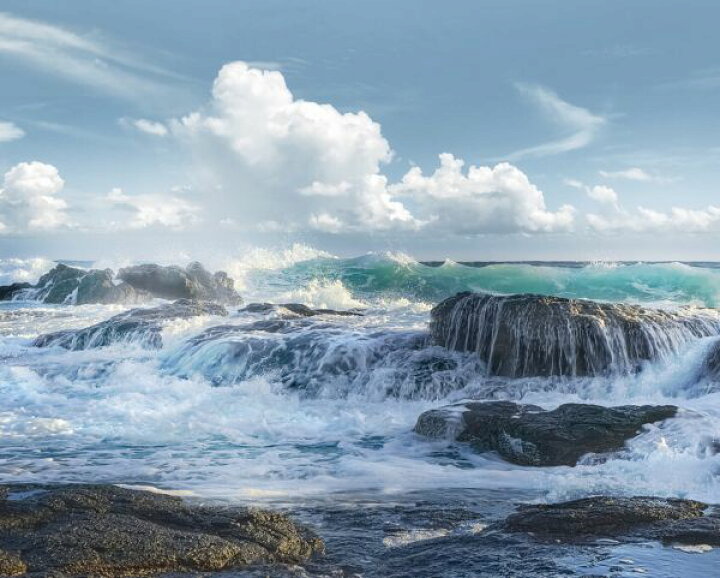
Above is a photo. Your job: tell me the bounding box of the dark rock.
[118,262,242,305]
[165,320,481,398]
[414,401,677,466]
[501,496,719,545]
[430,292,720,377]
[241,302,363,317]
[34,299,227,351]
[74,269,150,305]
[2,264,148,306]
[0,484,323,577]
[0,283,32,301]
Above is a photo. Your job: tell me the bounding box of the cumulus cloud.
[0,161,71,233]
[587,205,720,233]
[107,188,199,230]
[165,61,574,236]
[0,121,24,142]
[587,185,619,205]
[507,84,606,160]
[391,154,575,234]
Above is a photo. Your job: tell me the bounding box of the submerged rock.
[430,291,720,377]
[165,319,482,398]
[0,484,323,577]
[414,401,677,466]
[241,302,363,317]
[501,496,720,545]
[118,262,242,305]
[34,299,227,351]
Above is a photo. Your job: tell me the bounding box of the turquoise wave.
[253,254,720,307]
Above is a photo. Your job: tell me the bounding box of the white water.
[1,251,720,505]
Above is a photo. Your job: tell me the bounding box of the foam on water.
[2,251,720,508]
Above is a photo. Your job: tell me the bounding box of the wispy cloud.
[506,83,606,160]
[0,120,24,142]
[0,12,184,104]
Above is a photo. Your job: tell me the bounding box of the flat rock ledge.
[414,401,678,466]
[0,484,323,577]
[500,496,720,546]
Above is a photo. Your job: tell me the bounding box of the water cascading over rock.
[430,291,720,377]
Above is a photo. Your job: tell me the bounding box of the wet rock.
[165,320,481,398]
[241,302,363,317]
[34,299,227,351]
[74,269,150,305]
[0,484,323,577]
[0,282,32,301]
[501,496,720,546]
[430,292,720,377]
[118,262,242,305]
[414,401,677,466]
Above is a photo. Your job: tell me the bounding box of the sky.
[1,0,720,261]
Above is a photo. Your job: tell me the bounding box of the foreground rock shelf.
[414,401,678,466]
[0,484,323,577]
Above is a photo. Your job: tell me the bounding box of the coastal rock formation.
[430,291,720,377]
[0,484,323,577]
[501,496,720,545]
[414,401,677,466]
[165,319,482,398]
[118,262,242,305]
[241,302,363,317]
[0,262,242,306]
[34,299,227,350]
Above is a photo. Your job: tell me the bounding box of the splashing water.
[2,251,720,509]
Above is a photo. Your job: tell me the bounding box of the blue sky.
[1,0,720,260]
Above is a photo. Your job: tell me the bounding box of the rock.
[241,302,363,317]
[0,282,32,301]
[414,401,677,466]
[430,291,720,377]
[118,262,242,305]
[165,319,481,397]
[74,269,150,305]
[0,484,323,577]
[1,264,148,306]
[34,299,227,351]
[501,496,719,545]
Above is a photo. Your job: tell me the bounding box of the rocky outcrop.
[501,496,720,545]
[241,302,363,317]
[164,319,481,398]
[34,299,227,351]
[0,282,32,301]
[118,262,242,305]
[1,262,242,306]
[414,401,677,466]
[0,484,323,577]
[430,291,720,377]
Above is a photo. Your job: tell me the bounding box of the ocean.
[1,248,719,576]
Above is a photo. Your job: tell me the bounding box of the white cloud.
[587,185,618,205]
[598,167,653,181]
[507,83,606,159]
[128,118,168,137]
[391,153,575,234]
[0,12,178,102]
[0,121,24,142]
[588,205,720,233]
[107,188,199,230]
[166,62,574,236]
[0,161,71,233]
